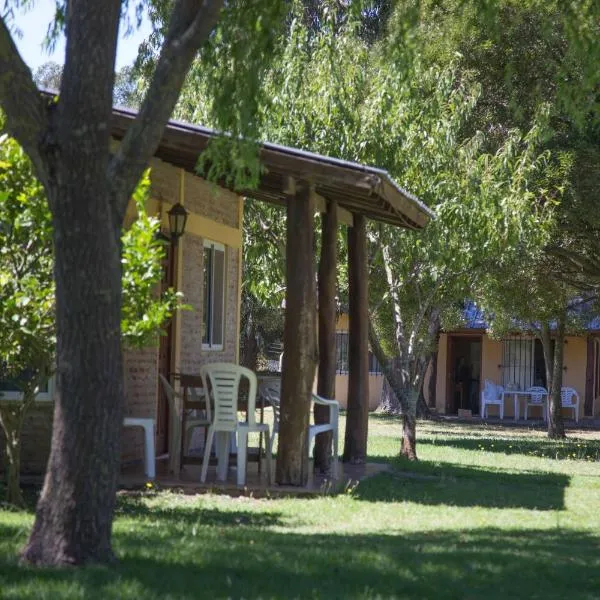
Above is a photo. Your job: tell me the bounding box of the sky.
[10,0,152,73]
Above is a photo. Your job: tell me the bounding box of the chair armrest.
[312,394,339,408]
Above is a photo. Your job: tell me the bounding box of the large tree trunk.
[21,183,125,565]
[1,0,226,568]
[315,200,337,473]
[276,186,317,486]
[343,214,369,464]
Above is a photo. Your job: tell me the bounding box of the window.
[0,373,54,402]
[335,331,382,375]
[502,337,550,390]
[202,240,225,350]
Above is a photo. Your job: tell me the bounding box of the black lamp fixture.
[167,202,188,245]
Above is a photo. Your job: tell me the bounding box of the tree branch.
[0,16,49,184]
[109,0,225,218]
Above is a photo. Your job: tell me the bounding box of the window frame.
[202,239,226,352]
[0,376,55,403]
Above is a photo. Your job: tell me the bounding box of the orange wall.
[430,333,590,418]
[333,374,384,411]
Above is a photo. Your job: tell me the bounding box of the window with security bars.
[335,331,382,375]
[501,337,548,390]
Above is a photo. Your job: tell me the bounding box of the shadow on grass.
[354,460,569,510]
[418,436,600,461]
[115,498,285,528]
[1,520,599,599]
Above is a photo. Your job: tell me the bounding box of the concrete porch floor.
[120,456,389,497]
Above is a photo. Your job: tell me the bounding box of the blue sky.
[10,0,152,72]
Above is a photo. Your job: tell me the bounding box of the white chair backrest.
[200,363,257,430]
[483,380,502,401]
[159,374,181,418]
[560,387,578,407]
[527,386,547,404]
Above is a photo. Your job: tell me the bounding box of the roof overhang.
[109,107,433,229]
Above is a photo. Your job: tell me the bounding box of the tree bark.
[276,186,317,486]
[343,214,369,464]
[22,186,125,566]
[400,388,419,459]
[377,357,403,414]
[548,317,566,439]
[315,200,337,473]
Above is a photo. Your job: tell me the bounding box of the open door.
[446,335,482,415]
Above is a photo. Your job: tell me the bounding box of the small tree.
[0,131,178,506]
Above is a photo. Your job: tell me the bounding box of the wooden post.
[315,199,338,472]
[343,213,369,463]
[276,184,318,486]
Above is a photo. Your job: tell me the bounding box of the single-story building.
[427,306,600,419]
[2,104,431,476]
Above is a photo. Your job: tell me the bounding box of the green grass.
[2,417,600,599]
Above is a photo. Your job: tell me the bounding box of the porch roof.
[109,107,433,229]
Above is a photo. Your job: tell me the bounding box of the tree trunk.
[548,317,566,439]
[21,185,125,566]
[276,186,317,486]
[343,214,369,464]
[400,388,419,460]
[377,357,403,414]
[315,200,337,473]
[0,404,26,508]
[416,381,430,419]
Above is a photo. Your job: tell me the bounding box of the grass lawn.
[1,416,600,599]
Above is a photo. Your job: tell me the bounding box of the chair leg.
[332,427,339,479]
[201,428,215,483]
[216,431,230,481]
[236,430,248,486]
[500,403,504,420]
[524,405,528,421]
[264,428,272,486]
[268,430,277,459]
[143,422,156,480]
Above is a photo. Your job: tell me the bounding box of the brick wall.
[179,234,240,371]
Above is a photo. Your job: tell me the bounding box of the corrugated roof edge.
[39,88,434,223]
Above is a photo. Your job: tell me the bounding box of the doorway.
[446,336,482,415]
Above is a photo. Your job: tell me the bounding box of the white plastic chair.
[560,387,580,422]
[524,386,548,421]
[200,363,271,485]
[480,379,504,419]
[159,374,211,458]
[259,379,339,479]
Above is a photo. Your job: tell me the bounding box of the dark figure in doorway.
[455,358,472,411]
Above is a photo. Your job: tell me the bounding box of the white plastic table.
[501,390,532,422]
